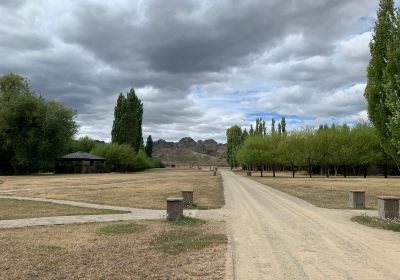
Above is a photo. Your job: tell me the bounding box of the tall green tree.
[226,125,243,169]
[0,73,77,174]
[281,117,286,134]
[385,9,400,159]
[365,0,396,157]
[111,88,143,152]
[145,135,153,158]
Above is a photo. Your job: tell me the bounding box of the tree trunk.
[10,159,17,175]
[343,166,347,178]
[384,155,388,178]
[363,166,367,178]
[260,169,263,177]
[272,166,276,177]
[292,164,295,178]
[334,165,338,176]
[326,166,330,178]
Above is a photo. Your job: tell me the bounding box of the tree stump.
[378,196,400,219]
[166,197,184,220]
[181,190,194,207]
[348,190,365,209]
[213,171,216,176]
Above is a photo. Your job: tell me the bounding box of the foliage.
[365,0,398,162]
[352,215,400,232]
[226,125,244,168]
[111,89,143,152]
[385,9,400,158]
[90,142,164,172]
[0,73,77,174]
[145,135,153,158]
[235,120,386,178]
[67,136,99,153]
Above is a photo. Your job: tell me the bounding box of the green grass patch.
[168,216,206,226]
[352,215,400,232]
[96,223,146,235]
[153,229,227,255]
[187,204,210,210]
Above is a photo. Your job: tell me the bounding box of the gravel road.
[222,171,400,280]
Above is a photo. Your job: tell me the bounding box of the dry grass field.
[0,219,227,280]
[0,168,224,209]
[0,198,127,220]
[239,171,400,209]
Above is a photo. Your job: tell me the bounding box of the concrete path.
[0,195,226,229]
[221,171,400,280]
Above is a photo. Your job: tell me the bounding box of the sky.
[0,0,381,143]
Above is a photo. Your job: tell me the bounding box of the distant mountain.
[153,137,227,166]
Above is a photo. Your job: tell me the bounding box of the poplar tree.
[145,135,153,157]
[365,0,395,156]
[271,118,276,134]
[226,125,243,169]
[385,9,400,158]
[111,88,143,152]
[281,117,286,134]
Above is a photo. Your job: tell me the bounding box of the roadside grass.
[167,216,206,226]
[239,171,400,209]
[0,198,128,220]
[2,168,225,210]
[352,215,400,232]
[0,219,227,279]
[153,229,227,255]
[96,223,146,235]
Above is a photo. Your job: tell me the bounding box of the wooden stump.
[348,190,365,209]
[181,190,194,207]
[378,196,400,219]
[213,171,216,176]
[166,197,184,220]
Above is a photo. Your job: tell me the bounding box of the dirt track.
[222,171,400,280]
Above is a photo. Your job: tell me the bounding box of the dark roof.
[61,151,106,161]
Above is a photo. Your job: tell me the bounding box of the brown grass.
[0,168,224,210]
[240,171,400,209]
[0,198,127,220]
[0,219,227,280]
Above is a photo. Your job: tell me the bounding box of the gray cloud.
[0,0,379,142]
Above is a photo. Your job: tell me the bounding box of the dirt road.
[222,171,400,280]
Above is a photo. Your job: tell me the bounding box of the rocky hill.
[153,137,227,166]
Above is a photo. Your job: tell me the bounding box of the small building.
[56,151,106,174]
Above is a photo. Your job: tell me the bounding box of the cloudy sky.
[0,0,382,142]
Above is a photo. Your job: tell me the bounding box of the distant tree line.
[227,118,395,178]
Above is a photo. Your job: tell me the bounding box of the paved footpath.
[0,195,225,229]
[221,171,400,280]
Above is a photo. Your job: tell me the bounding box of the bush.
[91,143,164,172]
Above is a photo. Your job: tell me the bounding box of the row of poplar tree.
[226,0,400,178]
[227,119,390,178]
